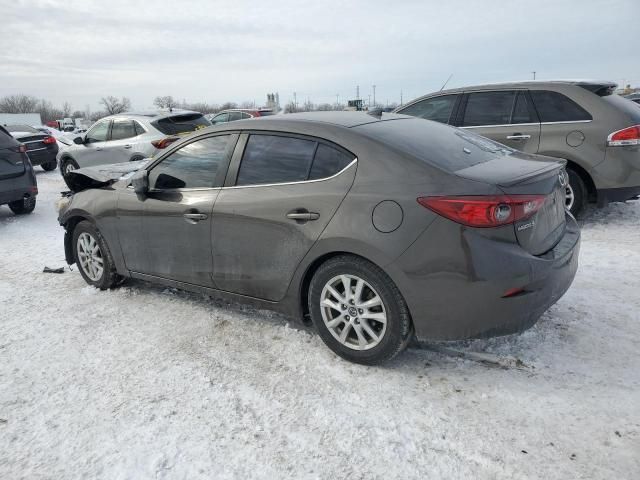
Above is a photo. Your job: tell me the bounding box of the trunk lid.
[455,152,568,255]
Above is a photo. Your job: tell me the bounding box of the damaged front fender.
[65,159,151,192]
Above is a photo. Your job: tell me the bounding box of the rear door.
[211,133,356,300]
[103,119,140,161]
[117,133,237,286]
[458,90,541,153]
[77,119,112,167]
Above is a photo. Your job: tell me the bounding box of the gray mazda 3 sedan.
[57,112,580,365]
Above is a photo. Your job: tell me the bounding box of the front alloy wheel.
[72,221,122,289]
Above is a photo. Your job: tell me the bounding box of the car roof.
[248,111,392,128]
[109,109,202,120]
[434,79,617,95]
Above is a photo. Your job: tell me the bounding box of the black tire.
[130,155,144,162]
[72,221,122,290]
[308,255,413,365]
[566,168,587,217]
[8,196,36,215]
[60,157,80,188]
[41,161,57,171]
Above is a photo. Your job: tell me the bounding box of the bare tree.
[62,101,73,117]
[284,101,298,114]
[153,95,179,109]
[35,99,63,123]
[316,103,333,111]
[100,96,131,115]
[220,102,238,111]
[0,94,39,113]
[240,101,255,109]
[90,111,108,122]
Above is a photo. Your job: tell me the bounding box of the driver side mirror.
[73,136,85,145]
[131,170,149,195]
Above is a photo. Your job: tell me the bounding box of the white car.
[57,110,211,178]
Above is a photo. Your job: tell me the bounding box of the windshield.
[151,113,211,135]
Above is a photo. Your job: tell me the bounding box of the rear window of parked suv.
[151,113,211,135]
[530,91,592,122]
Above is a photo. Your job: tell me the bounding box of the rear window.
[0,125,18,147]
[5,124,39,133]
[530,90,592,122]
[257,110,275,117]
[603,94,640,122]
[356,118,513,173]
[151,113,211,135]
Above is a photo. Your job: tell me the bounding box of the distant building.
[0,113,42,126]
[266,93,280,111]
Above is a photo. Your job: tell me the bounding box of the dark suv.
[0,125,38,215]
[394,80,640,215]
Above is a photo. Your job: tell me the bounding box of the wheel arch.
[62,214,96,265]
[564,159,596,201]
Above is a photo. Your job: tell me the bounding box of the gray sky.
[1,0,637,112]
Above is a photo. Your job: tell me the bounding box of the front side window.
[85,121,110,143]
[530,90,592,122]
[462,91,517,126]
[228,112,243,121]
[212,113,229,124]
[110,120,137,141]
[398,95,458,124]
[236,135,317,186]
[148,135,232,189]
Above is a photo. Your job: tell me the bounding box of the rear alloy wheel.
[41,161,57,171]
[566,168,586,217]
[73,221,122,289]
[8,196,36,215]
[61,157,79,176]
[309,255,413,365]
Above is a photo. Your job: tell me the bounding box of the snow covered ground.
[1,170,639,479]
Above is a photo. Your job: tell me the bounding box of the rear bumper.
[0,186,37,205]
[391,213,580,341]
[27,147,58,166]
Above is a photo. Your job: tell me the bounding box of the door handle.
[183,213,208,223]
[286,210,320,222]
[124,144,132,149]
[506,133,531,140]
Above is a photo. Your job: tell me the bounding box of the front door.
[212,133,356,301]
[78,119,112,167]
[458,90,541,153]
[117,133,237,287]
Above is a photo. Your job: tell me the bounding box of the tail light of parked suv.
[42,136,57,145]
[15,144,28,154]
[418,195,546,228]
[151,137,180,149]
[607,125,640,146]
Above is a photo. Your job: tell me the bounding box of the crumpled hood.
[66,159,151,192]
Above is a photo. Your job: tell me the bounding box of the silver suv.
[58,110,211,177]
[394,80,640,215]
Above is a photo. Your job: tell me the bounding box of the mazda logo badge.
[558,171,568,187]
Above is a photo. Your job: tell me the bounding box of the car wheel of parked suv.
[308,255,413,365]
[61,157,79,176]
[41,161,57,171]
[73,221,122,290]
[8,197,36,215]
[566,168,587,216]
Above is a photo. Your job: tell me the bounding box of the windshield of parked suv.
[151,113,211,135]
[5,124,39,134]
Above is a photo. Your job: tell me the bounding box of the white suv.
[58,110,211,178]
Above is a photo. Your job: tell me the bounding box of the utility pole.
[400,89,403,106]
[356,85,360,100]
[368,94,371,108]
[336,93,339,106]
[532,71,536,80]
[372,84,376,107]
[293,92,297,112]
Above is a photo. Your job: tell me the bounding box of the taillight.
[17,144,27,154]
[42,136,57,145]
[607,125,640,146]
[151,137,180,149]
[417,195,546,228]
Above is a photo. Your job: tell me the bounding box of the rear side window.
[511,92,533,124]
[236,135,317,186]
[152,113,211,135]
[397,95,458,124]
[149,135,232,189]
[211,113,228,124]
[309,144,353,180]
[134,121,146,136]
[110,120,137,141]
[530,91,592,122]
[228,112,243,121]
[462,91,517,126]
